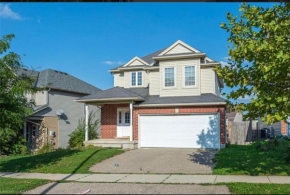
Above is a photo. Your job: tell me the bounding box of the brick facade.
[101,104,129,139]
[101,104,226,145]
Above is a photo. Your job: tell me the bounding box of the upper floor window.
[131,72,142,86]
[164,67,175,87]
[184,65,196,86]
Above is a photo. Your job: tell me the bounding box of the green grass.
[213,145,290,176]
[0,177,49,194]
[219,183,290,194]
[0,147,124,174]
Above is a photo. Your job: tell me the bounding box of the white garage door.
[139,114,220,149]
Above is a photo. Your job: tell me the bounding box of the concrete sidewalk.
[1,172,290,184]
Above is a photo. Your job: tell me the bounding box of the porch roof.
[75,87,145,102]
[75,87,226,106]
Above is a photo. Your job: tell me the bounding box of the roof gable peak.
[123,56,149,67]
[158,40,201,56]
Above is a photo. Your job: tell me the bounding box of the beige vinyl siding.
[128,59,145,66]
[159,58,201,97]
[200,67,215,94]
[165,43,193,55]
[124,70,149,88]
[149,71,160,95]
[114,73,124,87]
[35,91,47,105]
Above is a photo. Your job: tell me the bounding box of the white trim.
[153,53,206,61]
[123,56,149,67]
[135,102,226,107]
[85,104,89,141]
[163,66,176,89]
[182,64,197,88]
[131,71,143,87]
[75,97,143,102]
[158,40,201,56]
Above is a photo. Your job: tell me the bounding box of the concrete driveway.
[90,148,217,174]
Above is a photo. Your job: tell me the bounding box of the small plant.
[69,111,99,148]
[36,144,53,154]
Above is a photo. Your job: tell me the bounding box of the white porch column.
[23,121,27,140]
[130,102,133,141]
[85,104,89,141]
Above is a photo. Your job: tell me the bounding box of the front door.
[117,108,131,138]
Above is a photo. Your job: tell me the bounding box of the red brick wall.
[133,106,226,145]
[281,120,287,135]
[101,104,129,139]
[101,104,226,145]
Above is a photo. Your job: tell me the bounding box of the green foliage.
[215,3,290,124]
[253,136,290,162]
[213,144,290,176]
[69,111,99,148]
[0,34,39,155]
[36,144,53,155]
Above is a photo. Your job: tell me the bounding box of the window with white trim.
[131,72,142,86]
[164,67,175,87]
[184,66,196,86]
[125,111,130,124]
[118,111,122,124]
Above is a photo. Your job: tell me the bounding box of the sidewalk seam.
[267,176,272,184]
[116,174,130,182]
[161,174,172,183]
[214,175,218,184]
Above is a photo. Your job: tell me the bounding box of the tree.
[68,111,99,148]
[0,34,38,155]
[215,3,290,124]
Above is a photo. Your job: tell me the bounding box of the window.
[184,66,196,86]
[125,111,130,124]
[138,72,142,86]
[164,67,175,87]
[118,111,122,124]
[131,72,142,86]
[131,72,136,86]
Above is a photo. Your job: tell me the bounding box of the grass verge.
[218,182,290,194]
[0,177,49,194]
[0,147,124,174]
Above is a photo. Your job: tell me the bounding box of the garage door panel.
[140,114,219,149]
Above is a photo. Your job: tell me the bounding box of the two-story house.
[19,68,101,150]
[76,40,226,149]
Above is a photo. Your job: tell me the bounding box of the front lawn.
[220,183,290,194]
[213,144,290,176]
[0,177,49,194]
[0,147,123,174]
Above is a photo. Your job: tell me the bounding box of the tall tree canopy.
[215,3,290,124]
[0,34,38,155]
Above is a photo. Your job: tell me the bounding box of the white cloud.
[0,4,21,20]
[103,61,124,66]
[219,61,229,67]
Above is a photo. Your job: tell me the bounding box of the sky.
[0,3,275,102]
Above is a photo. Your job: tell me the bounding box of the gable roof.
[18,68,101,95]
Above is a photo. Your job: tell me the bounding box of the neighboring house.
[76,40,226,149]
[18,68,102,150]
[257,118,289,136]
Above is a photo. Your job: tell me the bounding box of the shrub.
[69,111,99,148]
[36,144,53,154]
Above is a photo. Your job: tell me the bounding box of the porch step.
[114,136,130,140]
[84,139,138,150]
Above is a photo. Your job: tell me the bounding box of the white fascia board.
[153,53,206,61]
[134,102,226,107]
[75,97,144,103]
[123,56,149,67]
[158,40,201,56]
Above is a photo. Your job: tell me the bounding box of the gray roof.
[18,68,101,95]
[78,87,225,105]
[77,87,145,100]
